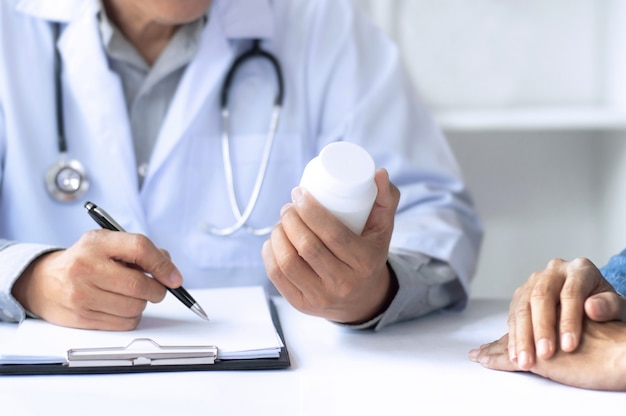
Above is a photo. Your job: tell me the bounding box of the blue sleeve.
[600,249,626,296]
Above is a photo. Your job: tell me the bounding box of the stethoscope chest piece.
[45,154,90,202]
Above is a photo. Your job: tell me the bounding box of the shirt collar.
[97,2,205,71]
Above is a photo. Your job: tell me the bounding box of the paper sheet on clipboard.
[0,286,284,366]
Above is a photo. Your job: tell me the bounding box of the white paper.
[0,286,283,364]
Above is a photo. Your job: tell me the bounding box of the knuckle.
[513,299,532,319]
[125,298,148,317]
[264,258,281,281]
[274,248,299,275]
[295,234,324,262]
[79,229,102,245]
[546,257,565,270]
[560,283,583,302]
[569,256,594,270]
[307,295,333,314]
[63,256,87,277]
[511,285,525,301]
[527,270,542,283]
[128,233,152,255]
[122,275,146,298]
[115,317,141,331]
[332,280,354,302]
[66,285,88,309]
[530,277,551,297]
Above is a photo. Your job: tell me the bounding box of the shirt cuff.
[336,250,465,331]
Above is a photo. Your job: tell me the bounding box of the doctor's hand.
[468,319,626,391]
[505,257,626,371]
[11,230,183,331]
[262,168,400,324]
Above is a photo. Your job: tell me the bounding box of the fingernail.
[591,297,608,315]
[561,332,575,351]
[291,187,304,203]
[280,203,290,216]
[536,338,551,358]
[169,271,182,287]
[468,349,479,361]
[518,351,529,369]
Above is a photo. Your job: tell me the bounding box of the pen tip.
[192,303,210,321]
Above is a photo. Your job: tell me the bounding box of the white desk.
[0,298,623,415]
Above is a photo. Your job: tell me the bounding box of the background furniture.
[357,0,626,298]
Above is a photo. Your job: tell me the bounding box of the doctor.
[0,0,482,330]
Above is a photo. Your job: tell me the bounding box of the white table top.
[0,297,623,415]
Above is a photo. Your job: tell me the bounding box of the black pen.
[84,201,209,321]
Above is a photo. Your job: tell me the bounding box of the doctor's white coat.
[0,0,482,325]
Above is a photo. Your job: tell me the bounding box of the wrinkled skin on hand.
[12,230,182,331]
[469,319,626,391]
[503,257,625,370]
[262,169,400,325]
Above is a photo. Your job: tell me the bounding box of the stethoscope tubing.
[47,22,90,202]
[203,39,285,236]
[48,23,283,236]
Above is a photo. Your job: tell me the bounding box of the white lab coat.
[0,0,481,313]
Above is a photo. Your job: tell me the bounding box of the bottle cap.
[318,142,375,197]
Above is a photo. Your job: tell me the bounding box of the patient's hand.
[469,319,626,391]
[505,257,624,370]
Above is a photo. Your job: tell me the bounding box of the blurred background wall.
[355,0,626,299]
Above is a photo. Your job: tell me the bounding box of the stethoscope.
[47,23,284,237]
[46,22,90,202]
[201,39,284,236]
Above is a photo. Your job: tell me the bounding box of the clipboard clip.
[67,338,218,367]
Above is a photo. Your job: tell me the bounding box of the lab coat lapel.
[145,0,275,186]
[145,13,233,184]
[56,4,145,225]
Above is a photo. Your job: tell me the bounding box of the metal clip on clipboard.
[67,338,218,368]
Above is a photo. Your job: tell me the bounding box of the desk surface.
[0,298,623,415]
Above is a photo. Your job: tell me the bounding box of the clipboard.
[0,290,290,375]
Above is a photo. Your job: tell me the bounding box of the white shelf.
[435,107,626,131]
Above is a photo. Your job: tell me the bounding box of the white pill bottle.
[299,142,377,235]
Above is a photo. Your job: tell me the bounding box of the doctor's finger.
[264,220,325,294]
[88,261,168,304]
[361,169,399,237]
[280,197,358,287]
[53,302,145,331]
[262,231,324,314]
[88,230,183,289]
[290,187,365,270]
[67,282,150,319]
